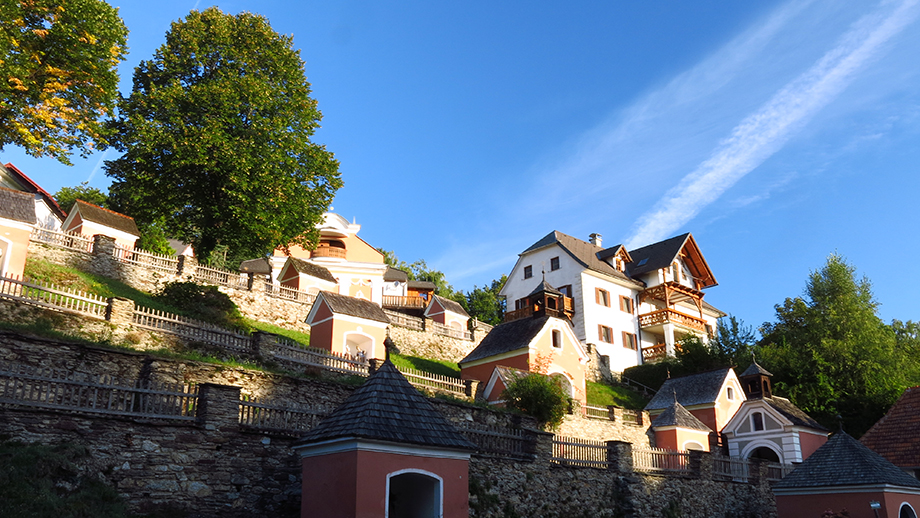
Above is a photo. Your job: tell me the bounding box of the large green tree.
[105,8,341,261]
[53,182,108,214]
[758,254,914,436]
[0,0,127,164]
[461,275,507,326]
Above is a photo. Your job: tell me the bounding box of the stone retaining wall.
[556,409,655,448]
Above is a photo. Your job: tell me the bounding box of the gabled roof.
[407,280,436,290]
[596,244,631,263]
[0,187,37,224]
[383,267,409,282]
[71,200,140,236]
[239,257,272,274]
[527,279,562,298]
[652,399,712,431]
[521,231,641,287]
[316,291,389,323]
[297,361,476,451]
[626,233,717,288]
[861,386,920,469]
[773,431,920,490]
[646,368,734,411]
[759,397,827,431]
[459,314,552,365]
[1,163,66,220]
[430,295,469,318]
[285,257,337,284]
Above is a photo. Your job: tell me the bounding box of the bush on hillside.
[154,281,248,332]
[501,373,571,429]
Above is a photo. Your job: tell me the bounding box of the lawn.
[389,354,461,378]
[586,380,650,410]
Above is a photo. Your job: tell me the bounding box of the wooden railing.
[584,405,613,420]
[396,366,467,396]
[642,343,667,363]
[638,308,707,333]
[195,265,249,290]
[0,362,197,420]
[112,244,179,273]
[457,422,530,458]
[381,295,427,309]
[766,461,796,481]
[132,306,253,355]
[238,395,330,435]
[621,409,643,426]
[552,436,610,468]
[383,309,424,330]
[430,321,471,340]
[268,338,369,376]
[262,282,317,304]
[310,247,347,259]
[0,275,108,319]
[632,447,691,473]
[31,227,94,252]
[713,455,750,482]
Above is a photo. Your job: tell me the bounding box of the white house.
[500,231,723,373]
[0,162,66,231]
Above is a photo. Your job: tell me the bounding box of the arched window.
[752,412,764,431]
[901,503,918,518]
[684,441,705,451]
[749,446,780,462]
[387,470,442,518]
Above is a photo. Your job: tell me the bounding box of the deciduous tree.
[53,182,108,214]
[0,0,127,164]
[106,8,341,261]
[758,253,912,436]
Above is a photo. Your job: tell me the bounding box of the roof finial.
[837,414,844,433]
[673,388,678,404]
[666,367,671,379]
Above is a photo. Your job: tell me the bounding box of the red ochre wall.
[302,449,469,518]
[798,431,828,461]
[776,491,920,518]
[460,353,529,383]
[689,407,717,433]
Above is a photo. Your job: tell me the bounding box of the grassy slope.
[390,354,461,377]
[586,380,650,410]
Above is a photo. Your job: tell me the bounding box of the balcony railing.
[381,295,427,309]
[503,296,574,323]
[638,308,707,333]
[642,343,667,363]
[310,247,347,259]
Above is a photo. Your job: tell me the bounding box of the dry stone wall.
[556,410,655,448]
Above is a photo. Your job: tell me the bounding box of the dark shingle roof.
[763,397,827,431]
[527,280,562,297]
[384,267,409,282]
[432,295,469,317]
[459,315,551,365]
[626,233,690,277]
[407,280,436,290]
[239,257,272,274]
[645,368,732,411]
[651,399,712,431]
[522,231,641,287]
[287,257,337,284]
[0,187,37,224]
[73,200,140,236]
[319,291,389,323]
[774,431,920,489]
[1,162,65,220]
[740,361,772,378]
[297,361,476,451]
[861,386,920,469]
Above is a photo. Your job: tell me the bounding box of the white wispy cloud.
[623,0,919,249]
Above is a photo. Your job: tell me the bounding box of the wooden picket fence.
[262,282,317,304]
[0,362,197,420]
[396,365,466,396]
[195,264,249,290]
[0,275,108,319]
[132,306,252,355]
[112,244,179,273]
[632,447,691,473]
[383,309,424,331]
[269,338,370,376]
[552,436,610,468]
[458,422,531,458]
[238,394,330,435]
[31,227,94,252]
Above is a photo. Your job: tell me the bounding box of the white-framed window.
[752,412,764,431]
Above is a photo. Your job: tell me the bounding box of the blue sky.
[3,0,919,332]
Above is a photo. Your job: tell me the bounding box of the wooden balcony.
[638,308,708,333]
[311,247,347,259]
[503,303,572,323]
[381,295,428,309]
[642,343,667,363]
[641,281,705,306]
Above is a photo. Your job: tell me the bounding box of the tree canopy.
[758,253,915,436]
[105,8,341,261]
[0,0,127,164]
[53,182,108,214]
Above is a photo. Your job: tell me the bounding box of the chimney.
[589,233,602,247]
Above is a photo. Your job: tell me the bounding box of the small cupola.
[739,360,773,399]
[526,280,566,319]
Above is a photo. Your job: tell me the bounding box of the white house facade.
[500,231,723,373]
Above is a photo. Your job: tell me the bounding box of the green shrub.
[501,373,571,429]
[153,281,248,332]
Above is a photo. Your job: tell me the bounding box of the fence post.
[197,383,242,431]
[246,273,255,291]
[177,254,198,278]
[523,428,553,460]
[464,379,479,399]
[90,235,118,276]
[606,440,633,473]
[689,450,713,480]
[606,405,617,421]
[106,297,135,327]
[251,331,277,358]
